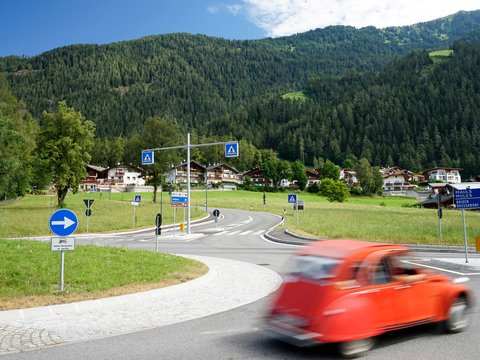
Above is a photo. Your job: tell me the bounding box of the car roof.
[297,239,410,260]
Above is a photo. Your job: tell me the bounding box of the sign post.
[49,209,78,291]
[131,195,141,228]
[288,194,298,227]
[83,199,94,233]
[452,184,480,263]
[142,134,238,235]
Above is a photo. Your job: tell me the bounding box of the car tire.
[444,297,469,333]
[338,337,375,358]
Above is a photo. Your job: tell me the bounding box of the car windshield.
[292,255,341,280]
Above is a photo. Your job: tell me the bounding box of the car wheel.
[444,297,469,333]
[338,338,374,358]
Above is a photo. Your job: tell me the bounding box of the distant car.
[264,240,473,358]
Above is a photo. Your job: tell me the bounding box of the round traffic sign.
[213,209,220,217]
[49,209,78,236]
[85,208,92,217]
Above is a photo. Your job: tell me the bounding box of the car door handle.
[394,285,411,290]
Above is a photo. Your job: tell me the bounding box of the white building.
[106,164,145,186]
[422,167,462,184]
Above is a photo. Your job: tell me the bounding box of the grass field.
[2,190,479,245]
[0,239,207,310]
[190,190,480,246]
[0,191,207,238]
[429,49,454,57]
[281,91,308,101]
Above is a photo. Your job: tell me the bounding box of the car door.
[388,252,437,324]
[357,253,400,330]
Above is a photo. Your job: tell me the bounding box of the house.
[305,169,321,187]
[340,168,359,186]
[381,166,424,191]
[166,161,206,184]
[422,167,462,184]
[80,164,107,191]
[206,163,241,185]
[243,167,270,187]
[105,163,145,186]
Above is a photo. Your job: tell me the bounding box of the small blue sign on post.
[288,194,297,204]
[49,209,78,237]
[225,142,239,158]
[142,150,154,165]
[134,195,142,203]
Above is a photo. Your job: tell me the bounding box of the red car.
[265,240,473,358]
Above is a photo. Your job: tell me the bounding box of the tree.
[38,101,95,207]
[0,75,38,200]
[321,160,340,180]
[355,158,383,195]
[291,160,308,190]
[319,178,349,202]
[140,116,183,203]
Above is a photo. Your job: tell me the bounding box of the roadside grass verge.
[192,190,480,246]
[0,191,207,238]
[0,239,207,310]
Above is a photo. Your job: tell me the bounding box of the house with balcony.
[381,166,424,191]
[105,164,145,186]
[306,169,321,187]
[422,167,462,184]
[80,164,107,191]
[166,161,206,185]
[206,163,241,185]
[242,167,270,187]
[340,168,359,186]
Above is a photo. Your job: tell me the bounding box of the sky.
[1,0,479,57]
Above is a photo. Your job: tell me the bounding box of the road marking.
[240,230,252,235]
[408,261,480,276]
[261,235,301,247]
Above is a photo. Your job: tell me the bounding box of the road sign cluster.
[171,192,188,207]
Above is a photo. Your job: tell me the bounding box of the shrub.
[319,178,349,202]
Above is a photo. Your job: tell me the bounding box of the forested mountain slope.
[1,10,480,138]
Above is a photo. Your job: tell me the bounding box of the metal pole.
[60,251,65,291]
[155,233,158,252]
[437,194,442,244]
[296,202,299,227]
[86,213,89,233]
[173,207,177,238]
[462,209,469,263]
[133,203,136,228]
[205,169,208,212]
[187,132,191,234]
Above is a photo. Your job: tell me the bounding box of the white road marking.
[407,261,480,276]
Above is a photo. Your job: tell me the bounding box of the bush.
[307,183,320,193]
[319,178,349,202]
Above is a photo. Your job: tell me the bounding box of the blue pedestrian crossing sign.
[142,150,154,165]
[134,195,142,203]
[225,142,239,158]
[288,194,297,204]
[49,209,78,237]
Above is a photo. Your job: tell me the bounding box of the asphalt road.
[3,208,480,359]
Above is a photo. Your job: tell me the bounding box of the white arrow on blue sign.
[142,150,154,165]
[225,142,239,158]
[288,194,297,204]
[49,209,78,237]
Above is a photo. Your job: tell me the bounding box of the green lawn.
[281,91,308,101]
[0,191,207,237]
[191,190,480,246]
[0,239,207,310]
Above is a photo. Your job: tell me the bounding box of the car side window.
[373,257,391,285]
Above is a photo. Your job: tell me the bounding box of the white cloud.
[238,0,480,37]
[207,5,220,14]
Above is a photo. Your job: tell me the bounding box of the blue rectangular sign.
[171,196,188,203]
[455,188,480,209]
[225,142,239,158]
[288,194,297,204]
[142,150,154,165]
[134,195,142,203]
